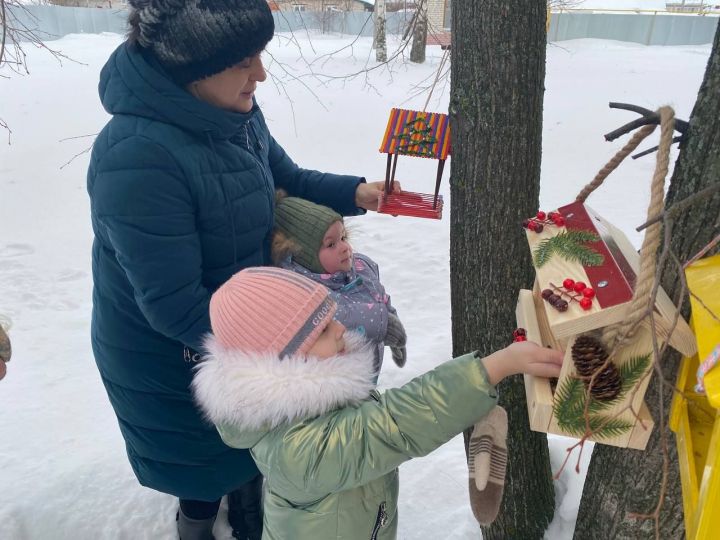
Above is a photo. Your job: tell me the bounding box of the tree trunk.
[573,25,720,540]
[375,0,388,62]
[449,2,552,539]
[410,1,427,64]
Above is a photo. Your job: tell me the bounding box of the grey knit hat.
[128,0,274,85]
[274,197,343,274]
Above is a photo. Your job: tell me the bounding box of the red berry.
[522,218,530,229]
[536,211,546,220]
[554,216,566,227]
[514,335,527,342]
[582,287,595,298]
[534,223,544,233]
[573,281,587,293]
[547,211,557,220]
[527,220,536,231]
[580,297,593,310]
[513,328,527,338]
[563,278,575,290]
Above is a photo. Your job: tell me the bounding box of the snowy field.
[0,31,712,540]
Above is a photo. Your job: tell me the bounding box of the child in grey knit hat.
[272,196,407,377]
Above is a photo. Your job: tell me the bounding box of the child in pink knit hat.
[192,267,562,540]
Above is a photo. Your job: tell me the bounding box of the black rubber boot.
[227,474,264,540]
[177,508,216,540]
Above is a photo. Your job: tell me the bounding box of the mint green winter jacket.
[192,332,498,540]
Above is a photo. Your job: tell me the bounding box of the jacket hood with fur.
[192,331,377,440]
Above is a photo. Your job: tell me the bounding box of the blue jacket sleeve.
[267,135,366,216]
[90,136,210,351]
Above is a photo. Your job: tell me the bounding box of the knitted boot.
[177,508,216,540]
[467,406,508,526]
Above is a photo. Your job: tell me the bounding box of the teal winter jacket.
[87,42,364,500]
[192,332,499,539]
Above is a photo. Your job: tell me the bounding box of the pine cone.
[571,335,621,401]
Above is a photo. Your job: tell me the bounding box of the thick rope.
[601,107,675,349]
[575,123,657,203]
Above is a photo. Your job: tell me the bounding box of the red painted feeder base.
[377,191,444,219]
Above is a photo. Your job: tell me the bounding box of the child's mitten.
[390,346,407,368]
[384,312,407,367]
[468,406,508,526]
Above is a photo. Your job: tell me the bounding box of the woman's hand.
[480,341,563,386]
[355,180,402,211]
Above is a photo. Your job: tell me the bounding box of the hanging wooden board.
[524,201,696,357]
[516,289,654,450]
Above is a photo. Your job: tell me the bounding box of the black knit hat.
[128,0,275,85]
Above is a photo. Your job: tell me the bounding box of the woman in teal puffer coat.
[87,1,393,538]
[192,267,564,540]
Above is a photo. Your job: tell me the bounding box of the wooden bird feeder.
[377,108,451,219]
[516,108,697,450]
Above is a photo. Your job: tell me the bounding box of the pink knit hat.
[209,267,337,358]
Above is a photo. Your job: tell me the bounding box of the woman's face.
[188,53,267,113]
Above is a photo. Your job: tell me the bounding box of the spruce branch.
[553,354,651,437]
[533,230,604,267]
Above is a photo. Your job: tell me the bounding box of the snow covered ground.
[0,31,712,540]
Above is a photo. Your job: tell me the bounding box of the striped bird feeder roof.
[379,108,451,160]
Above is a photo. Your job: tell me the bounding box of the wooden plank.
[516,289,555,431]
[627,395,655,450]
[532,279,567,351]
[601,214,697,357]
[524,211,633,340]
[518,289,655,449]
[547,329,658,449]
[523,202,695,356]
[560,201,635,307]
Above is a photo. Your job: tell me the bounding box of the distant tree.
[374,0,388,62]
[409,0,427,63]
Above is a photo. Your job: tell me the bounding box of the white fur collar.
[192,332,377,430]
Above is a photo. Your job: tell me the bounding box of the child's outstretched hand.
[480,341,563,386]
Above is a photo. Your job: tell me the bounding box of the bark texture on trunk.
[375,0,388,62]
[410,2,427,64]
[573,25,720,540]
[449,2,552,539]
